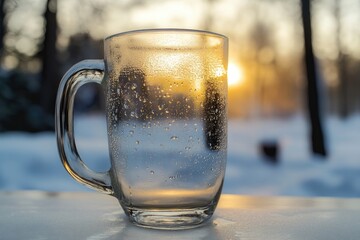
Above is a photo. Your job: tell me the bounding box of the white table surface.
[1,191,360,240]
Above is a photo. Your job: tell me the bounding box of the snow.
[1,114,360,198]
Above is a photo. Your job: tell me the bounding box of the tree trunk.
[0,0,5,54]
[40,0,59,120]
[301,0,327,157]
[335,1,349,118]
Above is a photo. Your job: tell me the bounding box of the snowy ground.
[1,114,360,198]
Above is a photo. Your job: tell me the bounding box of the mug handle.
[55,59,113,195]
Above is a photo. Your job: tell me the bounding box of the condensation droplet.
[129,130,134,135]
[130,112,137,118]
[158,105,163,110]
[170,136,178,140]
[131,83,137,90]
[135,140,140,145]
[150,170,154,175]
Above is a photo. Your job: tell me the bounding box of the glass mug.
[56,29,228,230]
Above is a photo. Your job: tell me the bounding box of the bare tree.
[301,0,327,157]
[335,1,349,119]
[40,0,59,119]
[0,0,5,54]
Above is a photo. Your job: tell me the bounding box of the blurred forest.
[0,0,359,132]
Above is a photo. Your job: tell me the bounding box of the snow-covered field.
[1,114,360,198]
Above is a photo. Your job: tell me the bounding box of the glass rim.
[105,28,228,41]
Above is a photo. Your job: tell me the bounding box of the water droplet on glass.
[185,146,191,151]
[170,136,178,140]
[158,104,165,111]
[129,130,134,135]
[131,83,137,90]
[150,170,154,175]
[135,140,140,145]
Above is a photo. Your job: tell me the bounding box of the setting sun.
[228,62,244,87]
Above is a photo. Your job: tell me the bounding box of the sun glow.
[228,62,244,87]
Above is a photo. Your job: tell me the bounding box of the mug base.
[126,206,214,230]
